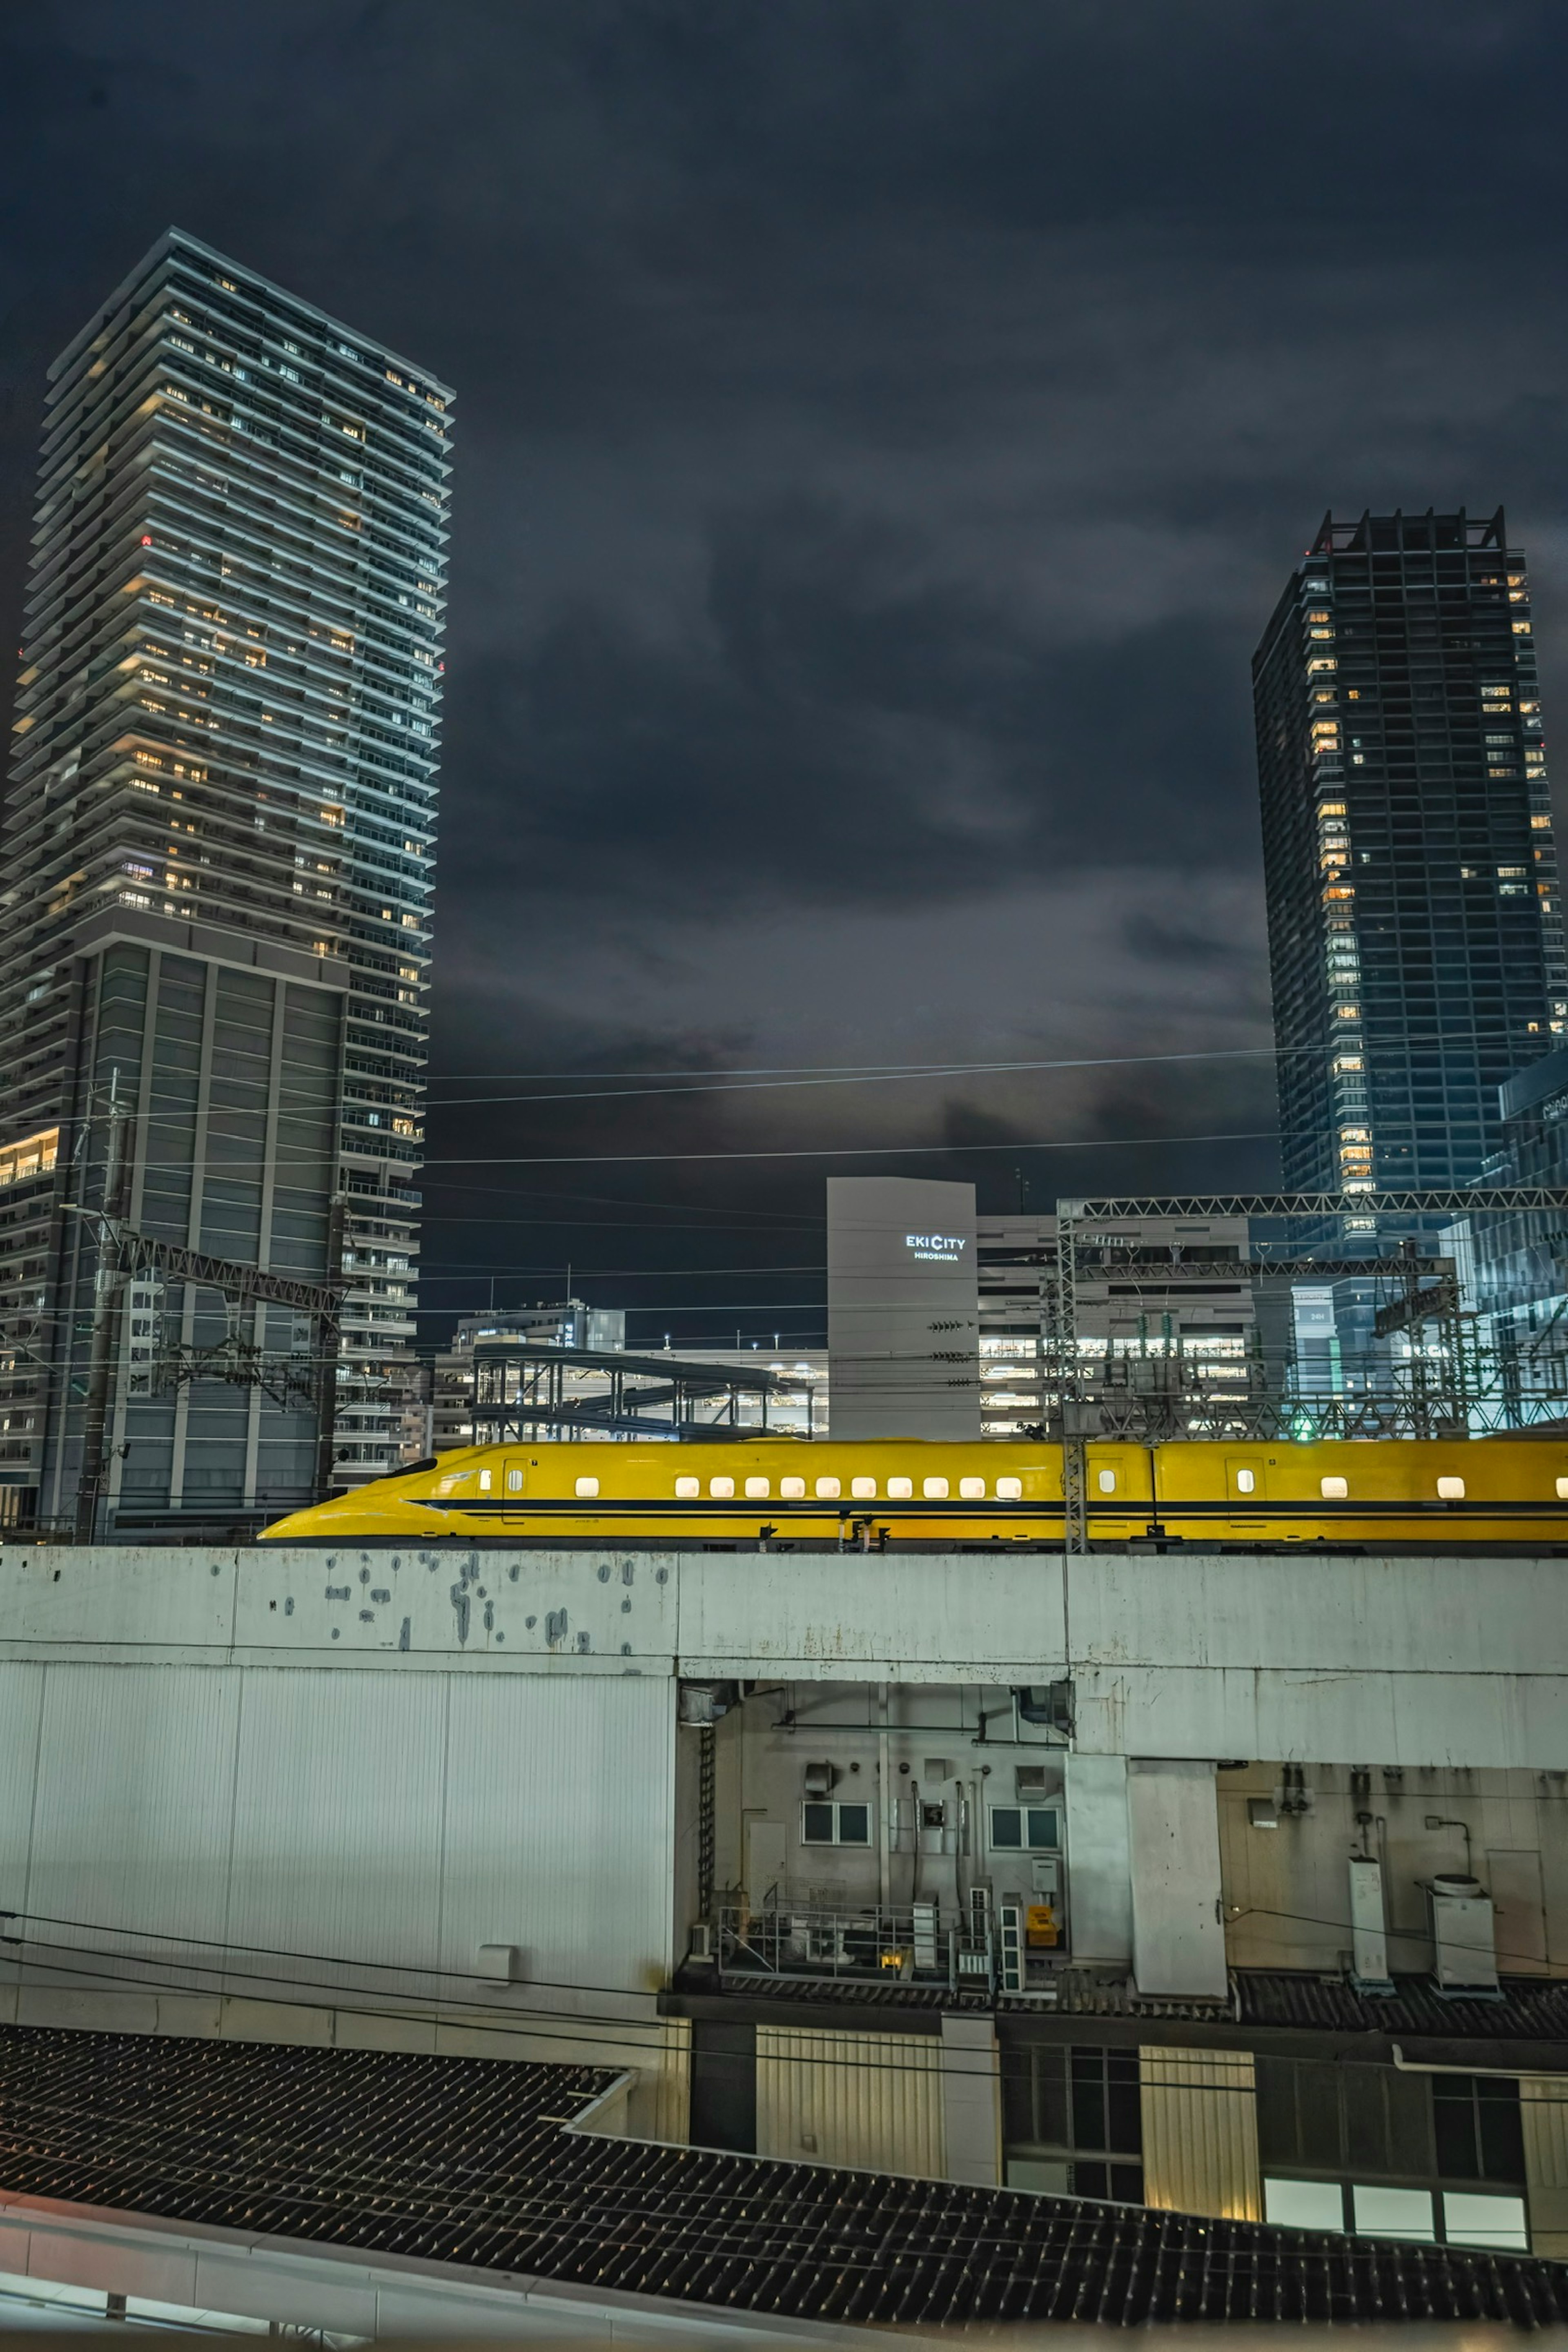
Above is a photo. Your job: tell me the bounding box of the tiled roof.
[0,2026,1564,2327]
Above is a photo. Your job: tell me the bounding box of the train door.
[1224,1454,1267,1531]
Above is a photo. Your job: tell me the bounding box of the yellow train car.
[260,1435,1568,1549]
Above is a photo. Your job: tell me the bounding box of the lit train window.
[1321,1476,1348,1499]
[505,1467,524,1494]
[959,1477,985,1499]
[1437,1476,1466,1500]
[888,1477,913,1499]
[745,1477,770,1498]
[815,1476,841,1498]
[575,1476,599,1498]
[1235,1469,1256,1494]
[923,1477,949,1498]
[1558,1478,1568,1500]
[675,1477,699,1499]
[781,1477,806,1499]
[710,1476,735,1499]
[996,1477,1022,1501]
[1097,1470,1117,1494]
[851,1477,877,1499]
[479,1469,492,1493]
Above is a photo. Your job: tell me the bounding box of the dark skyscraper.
[1254,507,1566,1209]
[0,231,450,1528]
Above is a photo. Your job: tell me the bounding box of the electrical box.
[476,1942,524,1982]
[1348,1855,1392,1990]
[1427,1874,1498,1992]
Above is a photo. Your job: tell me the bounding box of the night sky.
[5,3,1568,1350]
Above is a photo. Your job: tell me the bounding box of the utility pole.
[74,1083,133,1544]
[1043,1207,1088,1554]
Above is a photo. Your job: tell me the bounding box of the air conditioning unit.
[1427,1874,1498,1993]
[1348,1855,1392,1991]
[803,1760,836,1798]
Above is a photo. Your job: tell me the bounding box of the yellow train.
[260,1435,1568,1548]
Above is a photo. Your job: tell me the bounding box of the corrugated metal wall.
[1521,2075,1568,2258]
[1139,2045,1262,2222]
[0,1661,676,2048]
[756,2027,942,2177]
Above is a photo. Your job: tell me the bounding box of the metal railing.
[716,1900,993,1991]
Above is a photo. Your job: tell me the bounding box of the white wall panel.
[25,1665,239,1959]
[439,1674,675,1996]
[756,2027,942,2177]
[0,1664,44,1920]
[680,1552,1066,1680]
[1128,1761,1227,2000]
[226,1670,448,1978]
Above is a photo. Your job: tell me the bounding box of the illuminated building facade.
[1254,508,1566,1204]
[0,229,450,1524]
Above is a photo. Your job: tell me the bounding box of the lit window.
[996,1476,1023,1500]
[744,1477,770,1499]
[781,1476,806,1499]
[675,1476,699,1499]
[815,1476,841,1498]
[851,1476,877,1499]
[887,1477,913,1499]
[575,1475,599,1498]
[922,1477,949,1498]
[1351,2185,1433,2242]
[1235,1468,1256,1494]
[478,1469,492,1493]
[1555,1477,1568,1499]
[710,1476,735,1499]
[959,1477,986,1499]
[1321,1475,1348,1499]
[1265,2179,1343,2232]
[1437,1476,1465,1500]
[1097,1470,1117,1494]
[1441,2192,1528,2252]
[505,1467,523,1494]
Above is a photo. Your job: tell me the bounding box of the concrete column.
[1064,1752,1132,1964]
[940,2013,1001,2186]
[1127,1759,1227,1999]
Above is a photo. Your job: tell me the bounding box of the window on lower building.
[990,1806,1059,1851]
[800,1801,871,1846]
[1432,2074,1525,2185]
[1002,2044,1144,2203]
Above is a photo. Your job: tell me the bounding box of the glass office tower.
[1254,507,1566,1205]
[0,229,450,1526]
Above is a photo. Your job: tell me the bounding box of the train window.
[710,1476,735,1499]
[1558,1478,1568,1500]
[923,1476,950,1498]
[781,1476,806,1499]
[815,1476,842,1499]
[745,1477,770,1499]
[505,1466,525,1494]
[959,1477,985,1499]
[1437,1476,1466,1500]
[997,1476,1023,1501]
[1321,1476,1348,1499]
[1097,1470,1117,1494]
[851,1477,877,1499]
[479,1469,492,1493]
[1235,1469,1256,1494]
[575,1476,599,1498]
[888,1477,913,1499]
[675,1477,699,1499]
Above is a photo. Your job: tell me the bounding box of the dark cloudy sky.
[5,1,1568,1346]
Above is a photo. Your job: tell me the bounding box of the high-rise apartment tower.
[1254,507,1566,1203]
[0,229,450,1527]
